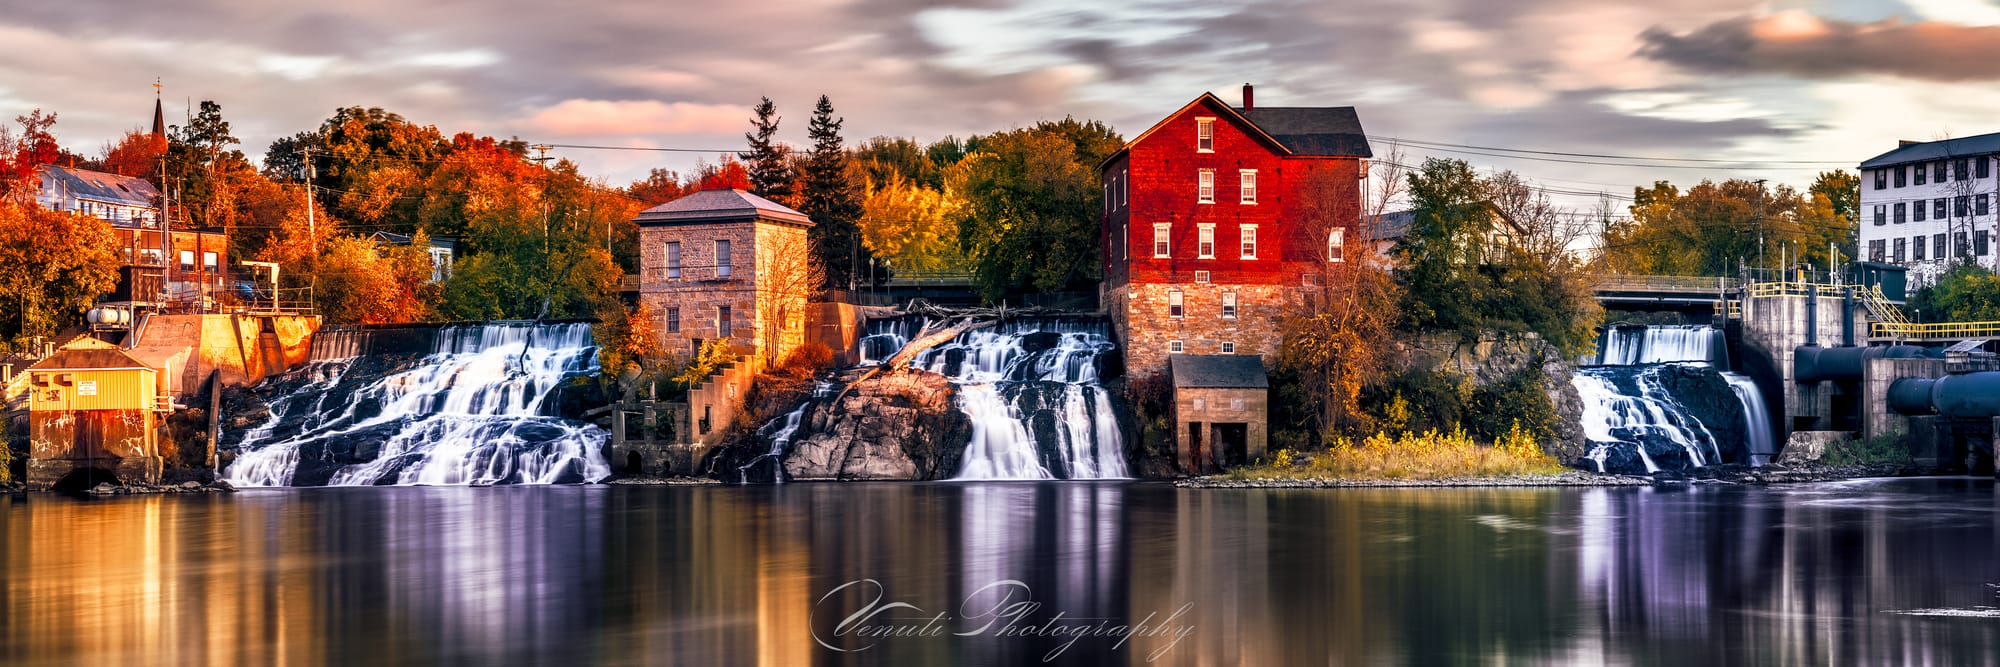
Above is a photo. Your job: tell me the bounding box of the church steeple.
[151,79,164,138]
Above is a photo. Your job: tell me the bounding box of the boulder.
[785,371,971,480]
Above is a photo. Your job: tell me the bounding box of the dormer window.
[1197,118,1214,152]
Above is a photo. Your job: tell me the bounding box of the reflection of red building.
[35,165,229,309]
[1100,84,1372,378]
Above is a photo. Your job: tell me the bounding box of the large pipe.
[1794,345,1936,383]
[1890,372,2000,418]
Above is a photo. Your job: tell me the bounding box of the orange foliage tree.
[99,130,168,179]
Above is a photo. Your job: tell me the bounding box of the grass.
[1223,424,1569,481]
[1819,433,1914,467]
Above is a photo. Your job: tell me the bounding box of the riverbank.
[1178,462,1950,488]
[604,475,722,486]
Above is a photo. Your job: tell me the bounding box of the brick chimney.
[1242,83,1254,110]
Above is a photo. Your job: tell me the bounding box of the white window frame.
[1328,228,1345,263]
[1221,291,1237,319]
[1240,225,1258,259]
[1194,270,1210,283]
[1197,223,1216,259]
[202,251,218,272]
[1198,169,1215,204]
[1168,289,1184,318]
[1121,223,1129,260]
[1196,117,1215,153]
[1239,170,1258,204]
[1121,169,1128,206]
[1153,223,1171,258]
[1221,342,1235,354]
[665,241,682,279]
[1170,340,1185,354]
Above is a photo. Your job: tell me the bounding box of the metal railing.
[1594,274,1740,292]
[1872,320,2000,340]
[1742,280,1849,298]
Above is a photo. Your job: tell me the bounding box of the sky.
[5,0,2000,212]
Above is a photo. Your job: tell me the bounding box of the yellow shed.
[25,337,169,489]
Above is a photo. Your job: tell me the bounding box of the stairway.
[1855,285,1909,330]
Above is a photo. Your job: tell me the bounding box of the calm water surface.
[4,478,1998,665]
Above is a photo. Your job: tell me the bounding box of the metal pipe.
[1794,345,1936,383]
[1890,372,2000,418]
[1805,283,1817,347]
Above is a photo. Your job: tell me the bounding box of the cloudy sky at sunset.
[6,0,2000,208]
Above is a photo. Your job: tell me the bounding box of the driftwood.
[830,317,995,406]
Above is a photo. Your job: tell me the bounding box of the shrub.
[1821,433,1912,467]
[669,339,737,390]
[1225,427,1564,481]
[777,342,835,378]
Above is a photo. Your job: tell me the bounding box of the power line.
[1373,135,1852,166]
[542,143,740,154]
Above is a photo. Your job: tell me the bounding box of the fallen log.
[830,317,994,405]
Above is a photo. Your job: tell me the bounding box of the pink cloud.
[525,99,744,137]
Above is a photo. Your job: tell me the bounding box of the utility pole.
[158,156,172,308]
[1754,179,1768,277]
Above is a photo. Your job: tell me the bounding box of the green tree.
[955,118,1121,300]
[1396,158,1496,331]
[740,97,796,205]
[1911,264,2000,322]
[796,95,870,290]
[165,101,255,230]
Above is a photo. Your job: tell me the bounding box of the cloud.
[1638,11,2000,81]
[524,100,746,137]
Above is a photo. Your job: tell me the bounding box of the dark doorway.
[1186,421,1205,474]
[625,451,644,474]
[1212,423,1249,467]
[51,467,121,493]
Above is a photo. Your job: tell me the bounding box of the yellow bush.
[1227,423,1566,481]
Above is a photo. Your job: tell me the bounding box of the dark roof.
[1368,210,1415,241]
[370,231,457,250]
[41,165,159,208]
[1238,107,1372,158]
[633,189,812,227]
[28,337,153,371]
[1170,354,1268,389]
[1860,131,2000,169]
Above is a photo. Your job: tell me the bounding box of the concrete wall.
[686,355,762,447]
[126,314,319,399]
[1863,357,1947,439]
[1739,292,1870,432]
[806,301,860,366]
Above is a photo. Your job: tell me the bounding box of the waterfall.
[1575,324,1773,474]
[740,382,830,483]
[224,322,612,487]
[883,317,1129,480]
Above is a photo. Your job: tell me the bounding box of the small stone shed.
[24,337,169,489]
[1170,353,1269,473]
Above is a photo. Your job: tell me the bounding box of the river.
[4,478,1997,665]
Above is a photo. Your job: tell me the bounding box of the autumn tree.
[265,107,448,234]
[853,136,941,189]
[740,97,796,205]
[689,155,753,192]
[1603,177,1846,277]
[753,230,825,367]
[1278,167,1403,441]
[859,170,966,274]
[0,201,122,345]
[956,117,1121,301]
[0,110,61,200]
[627,168,686,207]
[99,130,169,180]
[796,95,870,290]
[312,234,434,324]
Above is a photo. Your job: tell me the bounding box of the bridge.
[1592,274,1739,310]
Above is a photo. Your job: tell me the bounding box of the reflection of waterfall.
[225,322,612,486]
[1576,324,1772,473]
[880,317,1129,480]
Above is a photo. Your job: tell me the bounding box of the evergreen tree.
[795,95,870,290]
[740,97,795,205]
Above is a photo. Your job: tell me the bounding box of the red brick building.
[1100,85,1372,378]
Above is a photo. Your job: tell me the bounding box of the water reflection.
[3,479,1998,665]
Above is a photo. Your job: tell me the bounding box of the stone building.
[1170,354,1269,473]
[634,189,815,366]
[1100,84,1372,378]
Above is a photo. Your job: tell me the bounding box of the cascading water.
[1574,324,1775,474]
[740,382,831,483]
[887,317,1129,480]
[224,322,612,487]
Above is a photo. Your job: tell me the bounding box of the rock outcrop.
[784,371,971,480]
[1394,331,1588,464]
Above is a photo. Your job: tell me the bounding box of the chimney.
[1242,83,1255,110]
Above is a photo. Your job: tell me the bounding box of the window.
[1239,170,1257,204]
[1103,182,1110,214]
[1913,235,1927,261]
[1936,233,1948,258]
[1121,223,1129,260]
[1936,199,1948,219]
[1895,165,1906,188]
[717,305,732,337]
[1193,397,1205,411]
[666,241,682,279]
[1221,342,1235,354]
[1221,291,1237,319]
[715,240,731,278]
[1240,225,1257,259]
[1873,205,1886,226]
[1197,224,1216,259]
[1874,169,1886,190]
[1197,117,1214,152]
[1169,340,1184,354]
[1231,398,1244,411]
[1893,237,1906,263]
[1980,193,1991,217]
[1981,231,1992,257]
[1936,161,1948,182]
[1956,158,1971,181]
[1894,202,1906,223]
[1168,290,1184,318]
[179,250,195,272]
[1121,169,1128,206]
[202,251,218,272]
[1956,196,1970,217]
[1914,200,1927,222]
[665,307,680,333]
[1981,158,1992,180]
[1869,239,1885,261]
[1198,169,1216,204]
[1194,270,1210,283]
[1153,223,1171,258]
[1916,164,1928,185]
[430,248,454,282]
[1328,228,1345,262]
[1958,232,1971,257]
